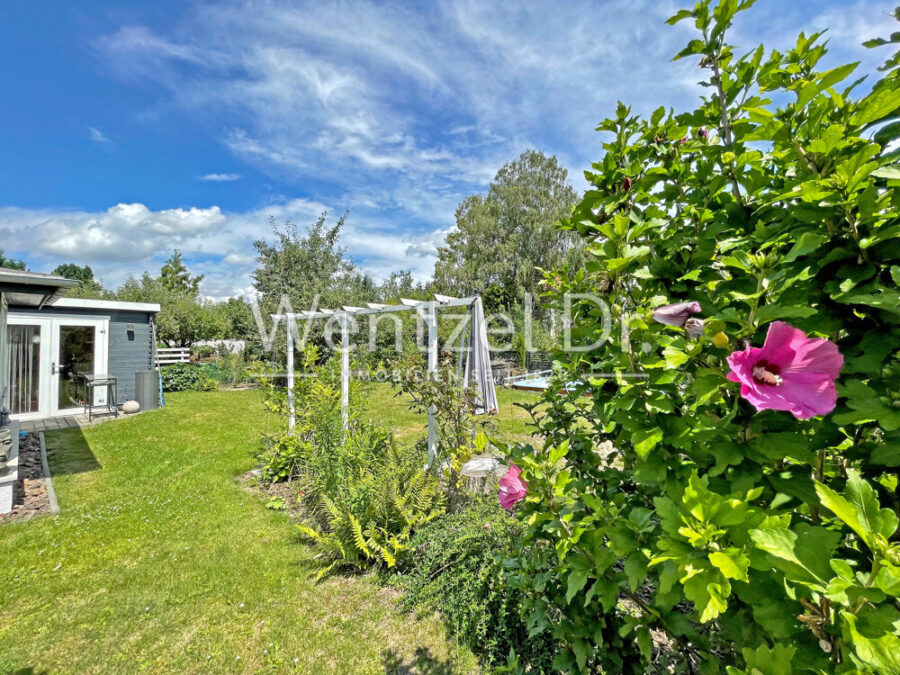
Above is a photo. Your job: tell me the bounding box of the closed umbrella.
[464,297,498,415]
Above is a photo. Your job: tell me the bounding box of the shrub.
[257,348,445,576]
[160,362,218,392]
[192,345,216,359]
[297,434,445,577]
[500,3,900,673]
[215,352,248,388]
[393,353,494,510]
[394,499,556,672]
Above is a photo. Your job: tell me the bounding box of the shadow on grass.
[43,427,101,476]
[382,647,459,675]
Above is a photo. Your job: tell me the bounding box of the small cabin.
[0,268,160,422]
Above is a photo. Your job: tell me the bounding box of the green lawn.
[361,382,542,445]
[0,385,540,673]
[0,390,484,674]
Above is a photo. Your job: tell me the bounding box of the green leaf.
[815,469,899,548]
[632,427,664,459]
[872,164,900,180]
[684,573,729,623]
[674,39,706,61]
[750,523,838,583]
[624,552,648,591]
[834,379,900,431]
[666,8,693,25]
[852,87,900,127]
[566,569,589,605]
[752,304,816,325]
[548,439,569,465]
[708,550,749,582]
[841,610,900,673]
[783,232,827,262]
[663,345,689,368]
[732,643,796,675]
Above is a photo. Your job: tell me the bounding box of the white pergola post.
[340,312,350,433]
[286,322,295,433]
[271,295,478,454]
[426,300,438,468]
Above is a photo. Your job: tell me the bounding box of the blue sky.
[0,0,895,298]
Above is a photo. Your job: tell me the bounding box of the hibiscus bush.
[499,2,900,672]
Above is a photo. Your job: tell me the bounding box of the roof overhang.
[49,297,161,313]
[0,268,78,309]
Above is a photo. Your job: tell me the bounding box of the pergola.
[272,294,491,467]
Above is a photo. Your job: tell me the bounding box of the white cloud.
[0,199,444,300]
[198,173,241,181]
[88,126,111,143]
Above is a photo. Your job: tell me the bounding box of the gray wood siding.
[106,311,154,404]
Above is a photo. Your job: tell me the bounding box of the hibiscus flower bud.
[698,127,709,138]
[711,332,729,349]
[680,137,688,146]
[621,176,632,192]
[652,301,702,328]
[684,318,705,338]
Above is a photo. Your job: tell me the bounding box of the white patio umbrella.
[464,296,498,415]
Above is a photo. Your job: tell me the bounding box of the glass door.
[6,321,49,417]
[51,319,108,415]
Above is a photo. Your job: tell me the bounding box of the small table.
[79,373,118,423]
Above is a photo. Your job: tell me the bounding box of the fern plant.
[298,449,446,578]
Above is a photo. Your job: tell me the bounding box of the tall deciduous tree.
[53,263,110,299]
[52,263,94,284]
[433,150,581,309]
[252,213,375,314]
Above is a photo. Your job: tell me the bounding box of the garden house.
[0,267,160,423]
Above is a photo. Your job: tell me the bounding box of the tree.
[0,250,26,270]
[160,250,204,295]
[214,297,255,339]
[118,268,219,347]
[253,213,376,314]
[433,150,580,309]
[52,263,94,284]
[377,270,426,303]
[53,262,110,299]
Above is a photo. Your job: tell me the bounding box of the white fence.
[156,347,190,367]
[192,339,246,354]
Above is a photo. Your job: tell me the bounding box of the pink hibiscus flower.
[726,321,843,420]
[498,464,528,510]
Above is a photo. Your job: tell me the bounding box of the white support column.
[340,312,350,434]
[426,300,438,469]
[286,323,295,433]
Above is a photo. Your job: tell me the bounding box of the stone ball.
[122,400,141,414]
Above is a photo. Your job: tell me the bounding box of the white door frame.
[5,316,51,421]
[51,316,110,416]
[6,313,109,419]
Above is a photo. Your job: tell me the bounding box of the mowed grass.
[0,390,482,674]
[360,382,543,445]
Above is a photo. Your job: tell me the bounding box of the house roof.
[0,267,78,308]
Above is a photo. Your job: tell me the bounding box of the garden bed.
[0,433,52,523]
